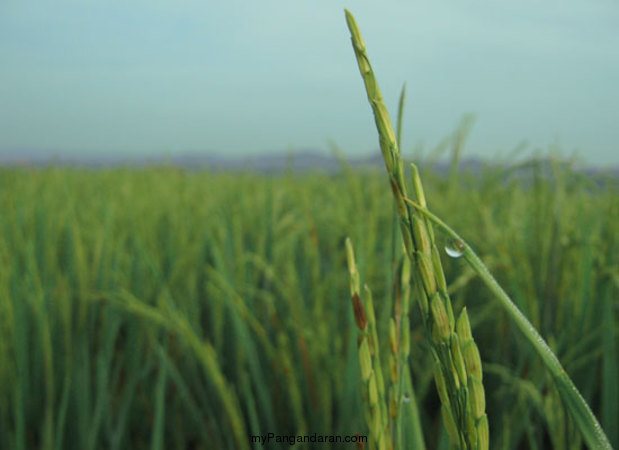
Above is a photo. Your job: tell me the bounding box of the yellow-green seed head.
[389,318,397,354]
[417,252,438,295]
[363,285,376,325]
[431,321,441,344]
[402,316,410,357]
[359,339,372,381]
[345,237,356,276]
[368,371,378,405]
[431,246,447,293]
[410,163,427,207]
[441,404,460,444]
[412,216,431,255]
[450,360,461,390]
[467,414,478,448]
[416,281,429,315]
[445,296,455,332]
[400,256,411,287]
[370,407,381,437]
[344,10,365,48]
[430,294,451,340]
[375,103,397,149]
[477,414,489,450]
[468,377,486,419]
[463,341,483,380]
[389,353,397,384]
[456,307,473,342]
[375,362,386,396]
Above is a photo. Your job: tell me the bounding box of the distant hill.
[0,149,383,172]
[1,149,617,178]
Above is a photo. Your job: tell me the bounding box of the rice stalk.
[346,238,392,450]
[345,10,488,448]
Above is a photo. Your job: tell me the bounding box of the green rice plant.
[344,8,613,449]
[402,197,613,449]
[345,10,488,449]
[346,82,426,448]
[0,133,615,447]
[346,237,426,450]
[346,237,391,450]
[94,290,250,450]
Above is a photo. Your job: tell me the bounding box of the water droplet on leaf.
[444,239,464,258]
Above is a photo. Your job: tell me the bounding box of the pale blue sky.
[1,1,618,165]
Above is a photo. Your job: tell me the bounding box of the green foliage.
[0,162,617,448]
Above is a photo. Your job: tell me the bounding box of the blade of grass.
[601,280,618,447]
[400,365,426,450]
[150,357,168,450]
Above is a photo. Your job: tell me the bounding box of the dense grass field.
[0,160,617,449]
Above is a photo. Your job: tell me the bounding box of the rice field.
[0,156,617,449]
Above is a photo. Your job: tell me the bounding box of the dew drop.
[444,239,464,258]
[402,393,411,403]
[444,246,463,258]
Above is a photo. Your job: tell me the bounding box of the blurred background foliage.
[0,158,617,449]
